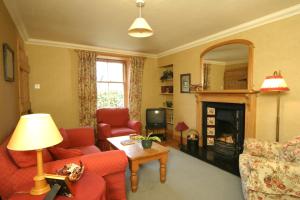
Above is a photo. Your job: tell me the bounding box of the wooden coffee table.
[107,136,169,192]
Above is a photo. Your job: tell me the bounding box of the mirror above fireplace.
[200,39,254,91]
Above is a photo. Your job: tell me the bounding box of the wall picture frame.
[180,73,191,93]
[3,43,14,82]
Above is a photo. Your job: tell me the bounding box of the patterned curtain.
[203,63,210,89]
[129,57,145,121]
[77,50,97,127]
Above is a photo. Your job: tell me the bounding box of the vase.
[141,140,152,149]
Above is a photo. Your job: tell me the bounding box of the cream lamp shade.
[260,71,289,92]
[128,17,153,38]
[128,0,153,38]
[7,113,63,151]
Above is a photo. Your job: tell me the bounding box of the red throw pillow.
[9,149,53,168]
[49,147,83,160]
[56,128,71,148]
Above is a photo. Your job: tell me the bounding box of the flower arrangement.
[133,133,161,149]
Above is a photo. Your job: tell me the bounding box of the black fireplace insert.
[202,102,245,158]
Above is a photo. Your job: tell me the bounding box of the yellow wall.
[141,58,163,130]
[26,44,160,129]
[0,1,20,142]
[26,45,79,128]
[158,14,300,142]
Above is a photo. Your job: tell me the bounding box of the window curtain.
[203,63,210,89]
[77,50,97,127]
[129,57,145,121]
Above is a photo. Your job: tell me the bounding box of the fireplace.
[202,102,245,158]
[179,90,256,176]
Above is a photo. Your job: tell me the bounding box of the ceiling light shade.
[260,71,289,92]
[128,0,153,38]
[128,17,153,38]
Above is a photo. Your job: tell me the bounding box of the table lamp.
[260,70,289,142]
[175,121,189,148]
[7,114,63,195]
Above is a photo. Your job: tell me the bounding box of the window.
[96,60,127,108]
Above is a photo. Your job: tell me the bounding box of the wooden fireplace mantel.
[194,90,258,146]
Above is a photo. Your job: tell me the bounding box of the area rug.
[126,147,244,200]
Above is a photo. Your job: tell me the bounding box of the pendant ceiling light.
[128,0,153,38]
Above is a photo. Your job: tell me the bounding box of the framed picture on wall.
[3,43,14,82]
[180,73,191,93]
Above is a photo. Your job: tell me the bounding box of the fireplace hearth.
[180,145,239,176]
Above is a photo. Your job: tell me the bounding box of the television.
[146,108,166,129]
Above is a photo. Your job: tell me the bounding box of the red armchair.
[0,127,128,200]
[96,108,141,151]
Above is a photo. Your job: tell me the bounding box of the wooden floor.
[160,136,179,150]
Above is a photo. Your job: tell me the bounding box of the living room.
[0,0,300,199]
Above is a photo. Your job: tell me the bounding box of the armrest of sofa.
[239,153,251,183]
[128,120,141,134]
[65,127,95,147]
[97,123,112,140]
[10,150,128,196]
[245,156,300,197]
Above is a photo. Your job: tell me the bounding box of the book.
[121,139,136,146]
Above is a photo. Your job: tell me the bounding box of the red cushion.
[8,149,53,168]
[96,108,129,127]
[111,127,136,137]
[55,128,71,148]
[48,147,83,159]
[76,146,101,155]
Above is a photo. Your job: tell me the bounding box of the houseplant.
[133,133,161,149]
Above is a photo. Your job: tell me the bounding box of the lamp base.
[30,175,50,195]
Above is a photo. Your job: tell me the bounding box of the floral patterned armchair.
[239,137,300,200]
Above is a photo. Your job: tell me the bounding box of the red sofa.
[0,127,128,200]
[96,108,141,151]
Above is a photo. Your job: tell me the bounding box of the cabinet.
[159,64,174,137]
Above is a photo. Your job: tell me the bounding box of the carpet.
[126,147,244,200]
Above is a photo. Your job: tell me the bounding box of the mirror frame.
[200,39,254,91]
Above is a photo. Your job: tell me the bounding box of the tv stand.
[145,127,167,141]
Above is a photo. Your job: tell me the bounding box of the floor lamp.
[175,121,189,148]
[260,71,289,142]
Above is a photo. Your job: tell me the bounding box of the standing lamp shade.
[7,114,63,195]
[176,122,189,148]
[175,122,189,132]
[260,71,289,142]
[260,71,289,92]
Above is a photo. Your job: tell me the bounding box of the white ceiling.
[4,0,300,55]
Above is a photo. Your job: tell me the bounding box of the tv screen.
[146,108,166,129]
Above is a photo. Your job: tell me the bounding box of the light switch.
[34,84,40,89]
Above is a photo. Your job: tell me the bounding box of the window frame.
[96,58,128,108]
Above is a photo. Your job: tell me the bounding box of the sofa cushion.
[55,128,71,148]
[76,146,100,155]
[49,147,83,159]
[111,127,136,137]
[8,149,53,168]
[96,108,129,127]
[244,138,281,160]
[246,156,300,197]
[281,136,300,162]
